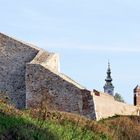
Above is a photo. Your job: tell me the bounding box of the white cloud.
[45,41,140,53]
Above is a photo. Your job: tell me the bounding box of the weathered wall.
[0,33,40,108]
[43,53,60,72]
[0,32,96,120]
[93,92,139,120]
[26,64,96,119]
[31,51,60,72]
[1,32,139,121]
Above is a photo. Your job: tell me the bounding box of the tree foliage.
[114,93,125,103]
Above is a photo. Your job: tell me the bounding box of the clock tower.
[103,62,114,96]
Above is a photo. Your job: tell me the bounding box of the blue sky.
[1,0,140,104]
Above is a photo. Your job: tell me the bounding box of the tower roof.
[105,62,112,82]
[134,85,140,92]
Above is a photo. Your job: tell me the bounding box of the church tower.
[103,62,114,96]
[134,85,140,106]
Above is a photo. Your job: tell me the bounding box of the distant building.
[134,85,140,106]
[103,62,114,96]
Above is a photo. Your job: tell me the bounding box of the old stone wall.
[1,32,139,121]
[31,51,60,72]
[26,64,96,119]
[0,33,96,119]
[43,53,60,72]
[93,91,139,120]
[0,33,40,108]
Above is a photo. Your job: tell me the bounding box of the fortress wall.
[0,33,40,108]
[30,50,50,64]
[93,92,139,120]
[43,53,60,72]
[2,32,138,121]
[26,64,96,119]
[31,51,60,72]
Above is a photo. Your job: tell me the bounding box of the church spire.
[105,62,112,83]
[103,62,114,95]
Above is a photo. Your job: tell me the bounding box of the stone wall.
[31,51,60,72]
[0,33,40,108]
[43,53,60,72]
[1,32,139,121]
[26,64,96,119]
[93,91,139,120]
[0,33,96,119]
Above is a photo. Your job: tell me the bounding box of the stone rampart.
[31,51,60,72]
[93,91,139,120]
[26,64,96,119]
[1,32,139,120]
[0,33,40,108]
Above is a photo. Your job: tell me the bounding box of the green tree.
[114,93,125,103]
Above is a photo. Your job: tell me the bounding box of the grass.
[0,113,108,140]
[0,99,139,140]
[0,99,111,140]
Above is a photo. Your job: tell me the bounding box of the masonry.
[92,91,139,120]
[0,33,40,108]
[0,33,96,119]
[0,32,139,120]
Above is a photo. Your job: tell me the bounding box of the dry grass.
[29,106,140,140]
[101,115,140,140]
[0,92,140,140]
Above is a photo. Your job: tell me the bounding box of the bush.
[114,93,125,103]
